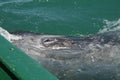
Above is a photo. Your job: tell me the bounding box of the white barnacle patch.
[100,38,104,42]
[91,56,95,62]
[88,43,96,50]
[104,44,111,48]
[52,46,68,50]
[96,44,102,49]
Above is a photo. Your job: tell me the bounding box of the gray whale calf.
[9,30,120,80]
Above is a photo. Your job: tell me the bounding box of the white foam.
[98,18,120,33]
[0,0,33,6]
[0,27,22,42]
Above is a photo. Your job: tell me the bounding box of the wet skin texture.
[11,31,120,80]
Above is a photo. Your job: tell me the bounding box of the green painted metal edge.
[0,67,13,80]
[0,35,58,80]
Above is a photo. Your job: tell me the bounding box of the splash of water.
[0,27,22,42]
[98,18,120,33]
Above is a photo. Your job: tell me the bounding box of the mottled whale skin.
[11,31,120,80]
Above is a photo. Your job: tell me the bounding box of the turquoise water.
[0,0,120,36]
[0,1,120,80]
